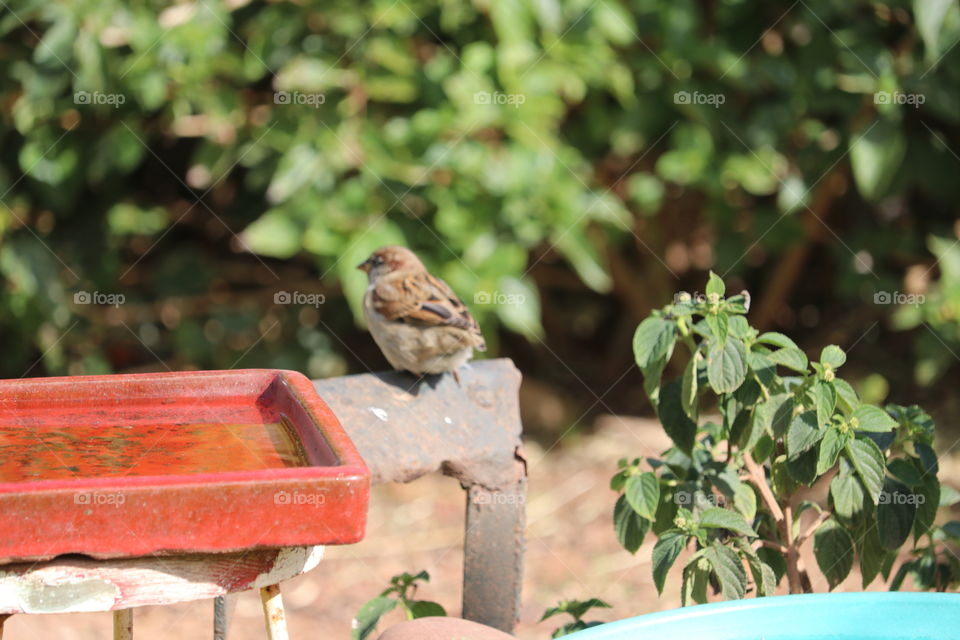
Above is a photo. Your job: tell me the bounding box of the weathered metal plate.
[0,370,369,562]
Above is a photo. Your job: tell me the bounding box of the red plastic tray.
[0,369,370,562]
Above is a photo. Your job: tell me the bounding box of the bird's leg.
[452,368,462,385]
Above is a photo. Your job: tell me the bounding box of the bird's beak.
[357,258,373,273]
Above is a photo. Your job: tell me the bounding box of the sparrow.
[358,246,486,380]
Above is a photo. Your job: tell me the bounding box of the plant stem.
[676,316,699,353]
[783,503,803,594]
[742,453,783,522]
[742,452,804,593]
[796,509,832,547]
[756,539,789,554]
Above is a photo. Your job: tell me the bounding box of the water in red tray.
[0,420,309,482]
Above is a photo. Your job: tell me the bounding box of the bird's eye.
[374,256,384,265]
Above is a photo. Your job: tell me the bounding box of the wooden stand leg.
[259,584,288,640]
[113,609,133,640]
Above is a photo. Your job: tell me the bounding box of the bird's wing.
[371,270,486,349]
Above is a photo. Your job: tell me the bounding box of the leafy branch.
[352,571,446,640]
[615,273,960,602]
[541,598,612,638]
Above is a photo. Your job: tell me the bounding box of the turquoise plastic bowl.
[564,593,960,639]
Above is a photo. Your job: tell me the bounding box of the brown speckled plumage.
[358,246,485,376]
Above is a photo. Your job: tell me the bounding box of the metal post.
[260,584,288,640]
[462,471,527,632]
[314,359,527,634]
[213,595,229,640]
[113,609,133,640]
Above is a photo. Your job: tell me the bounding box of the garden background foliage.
[1,0,960,416]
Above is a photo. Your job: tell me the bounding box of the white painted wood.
[0,546,324,614]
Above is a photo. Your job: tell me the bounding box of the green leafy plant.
[3,1,960,389]
[614,273,960,603]
[352,571,446,640]
[540,598,612,638]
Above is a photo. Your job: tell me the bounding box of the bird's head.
[357,246,425,280]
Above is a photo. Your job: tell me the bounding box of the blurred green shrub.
[1,0,959,379]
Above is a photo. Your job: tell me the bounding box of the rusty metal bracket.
[313,358,526,633]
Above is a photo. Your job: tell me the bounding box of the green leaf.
[735,539,776,597]
[756,332,801,350]
[820,345,846,369]
[813,518,854,590]
[727,315,751,339]
[705,542,747,600]
[913,474,940,540]
[633,316,676,368]
[737,408,766,452]
[706,312,729,346]
[614,494,650,553]
[768,347,808,373]
[610,469,629,492]
[786,446,819,485]
[814,380,837,427]
[706,271,725,297]
[772,454,798,496]
[830,471,866,520]
[887,458,923,487]
[643,356,667,408]
[915,443,939,475]
[540,599,611,622]
[657,379,698,454]
[652,530,687,594]
[352,595,398,640]
[554,232,612,292]
[494,275,544,339]
[846,438,886,504]
[551,622,587,638]
[817,427,846,475]
[747,351,776,389]
[757,392,794,438]
[407,601,446,619]
[850,119,906,202]
[786,411,823,459]
[915,0,958,60]
[707,336,748,393]
[834,379,860,415]
[625,472,660,520]
[857,519,889,588]
[877,479,917,549]
[698,507,757,537]
[852,405,897,433]
[653,488,679,535]
[733,483,757,522]
[681,355,699,420]
[242,211,303,258]
[757,547,786,587]
[681,554,710,606]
